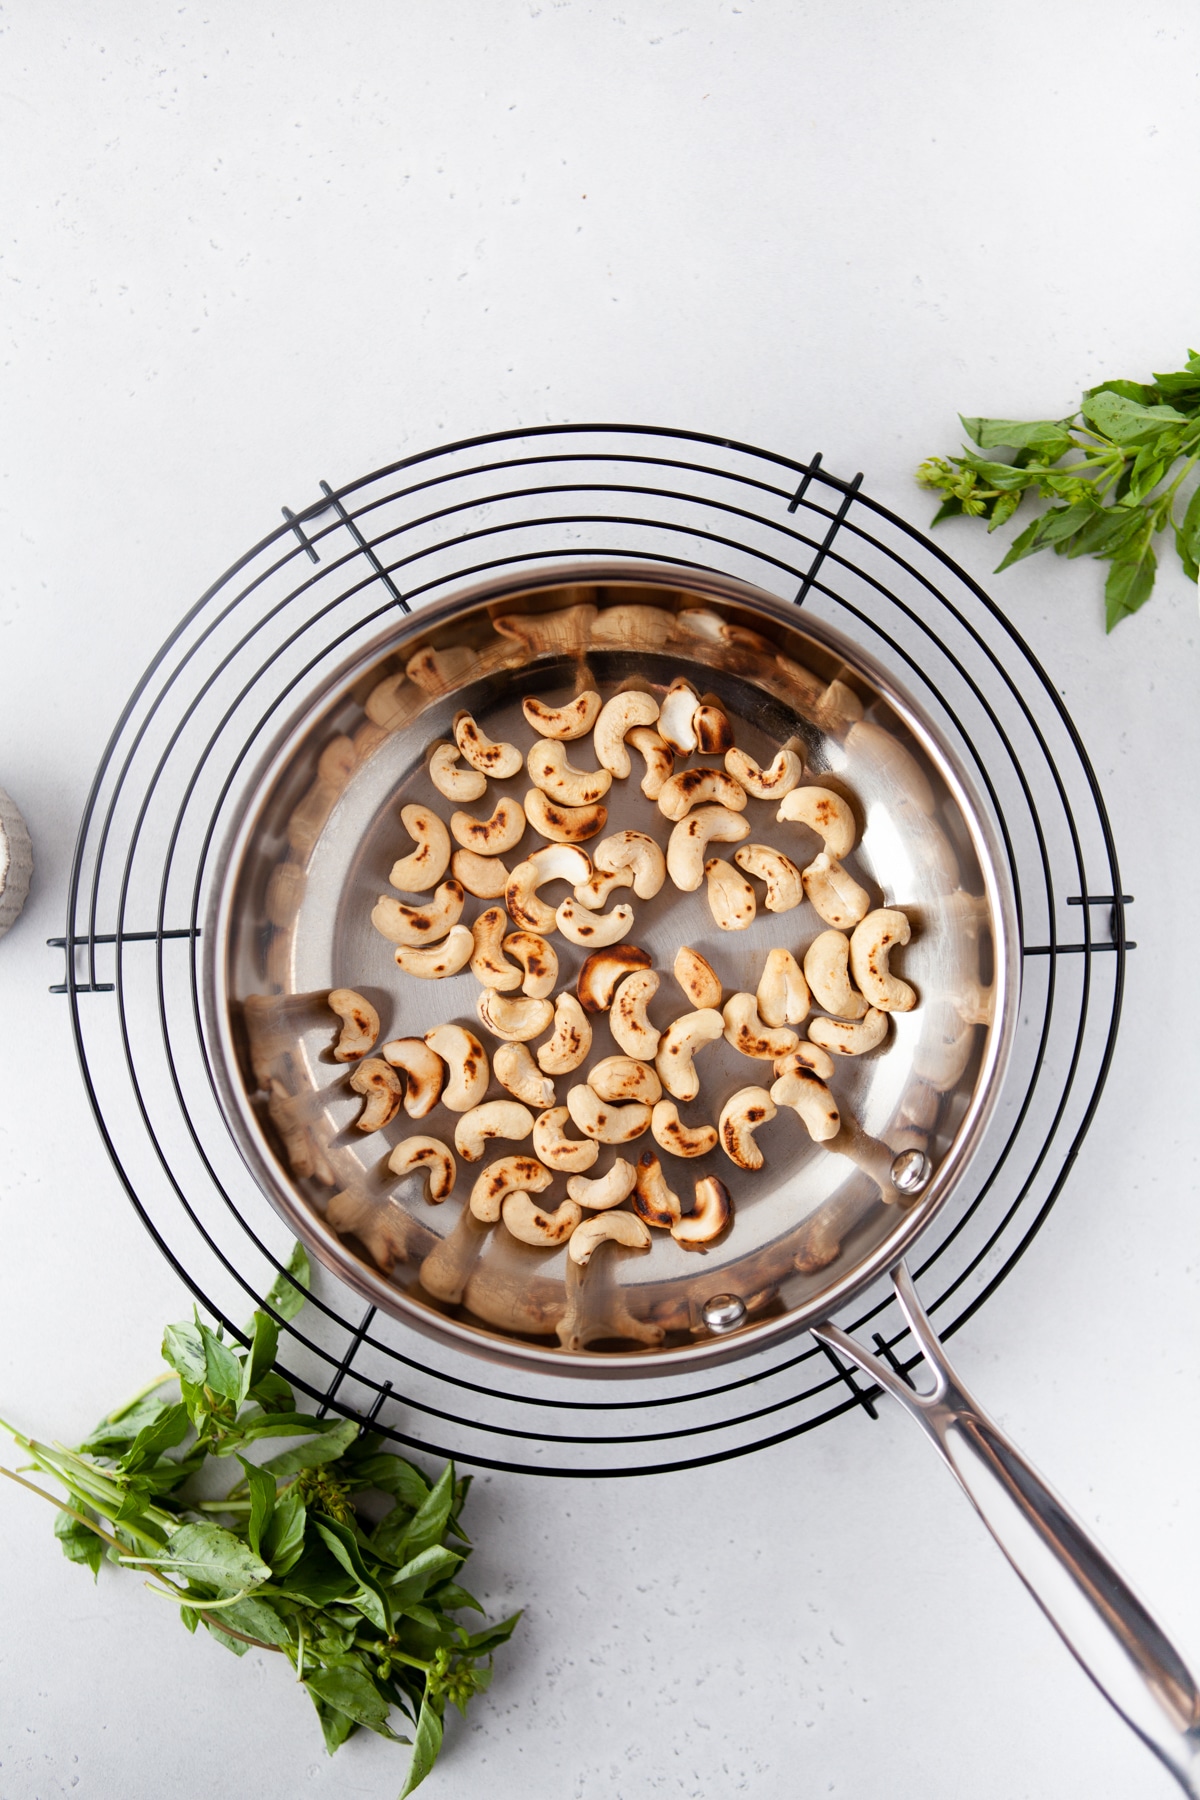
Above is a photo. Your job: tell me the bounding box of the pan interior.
[209,570,1011,1374]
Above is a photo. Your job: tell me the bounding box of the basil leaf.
[234,1455,277,1558]
[462,1609,523,1656]
[1062,503,1145,560]
[210,1594,294,1648]
[263,1242,310,1323]
[54,1507,104,1578]
[271,1541,357,1608]
[1082,378,1161,408]
[162,1322,207,1387]
[247,1368,295,1413]
[1127,447,1171,505]
[259,1416,358,1480]
[159,1522,271,1593]
[396,1463,455,1562]
[959,415,1075,457]
[348,1454,430,1509]
[241,1311,279,1402]
[119,1402,191,1473]
[993,515,1045,571]
[309,1693,359,1754]
[261,1491,307,1575]
[387,1546,462,1612]
[80,1395,171,1453]
[313,1519,393,1634]
[987,490,1023,532]
[428,1579,484,1614]
[399,1691,444,1797]
[196,1323,243,1406]
[1081,390,1190,446]
[1105,543,1157,631]
[1177,483,1200,580]
[304,1660,405,1741]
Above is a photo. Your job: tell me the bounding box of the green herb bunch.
[916,347,1200,630]
[1,1247,519,1797]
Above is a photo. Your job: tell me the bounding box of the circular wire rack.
[58,424,1131,1478]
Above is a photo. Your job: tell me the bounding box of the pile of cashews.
[325,675,917,1274]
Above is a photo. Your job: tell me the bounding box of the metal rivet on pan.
[702,1294,747,1334]
[890,1148,933,1195]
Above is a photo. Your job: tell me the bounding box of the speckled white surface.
[2,4,1200,1797]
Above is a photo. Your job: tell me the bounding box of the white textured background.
[2,4,1199,1797]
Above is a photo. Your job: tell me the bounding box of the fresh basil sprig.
[1,1245,520,1798]
[916,347,1200,630]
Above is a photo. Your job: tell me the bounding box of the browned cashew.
[576,944,653,1013]
[476,990,555,1042]
[502,1192,583,1247]
[655,1008,724,1101]
[694,702,734,755]
[328,988,379,1061]
[650,1100,718,1159]
[593,690,661,777]
[522,689,603,740]
[849,908,917,1012]
[673,946,722,1010]
[392,925,474,979]
[588,1055,662,1105]
[592,830,666,899]
[526,740,612,806]
[349,1058,403,1132]
[801,853,871,930]
[492,1041,557,1109]
[454,1099,534,1163]
[424,1024,489,1110]
[453,709,523,778]
[470,907,523,991]
[372,880,465,948]
[388,1135,457,1202]
[756,949,810,1027]
[724,746,803,800]
[657,676,700,755]
[451,796,527,857]
[770,1068,841,1142]
[672,1175,732,1247]
[429,742,488,804]
[704,857,757,931]
[626,726,674,799]
[568,1211,651,1265]
[573,865,635,911]
[565,1084,652,1144]
[501,929,559,1000]
[380,1038,445,1117]
[506,843,593,933]
[452,848,512,899]
[734,844,804,913]
[536,992,592,1075]
[656,768,748,822]
[807,1009,890,1057]
[389,803,451,892]
[524,787,609,844]
[566,1158,638,1210]
[632,1151,682,1228]
[556,897,634,947]
[532,1105,599,1173]
[803,929,869,1019]
[718,1085,777,1170]
[610,968,662,1059]
[773,1042,837,1083]
[722,992,799,1060]
[469,1153,553,1222]
[777,785,857,859]
[666,805,750,891]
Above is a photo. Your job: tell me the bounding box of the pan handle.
[813,1261,1200,1797]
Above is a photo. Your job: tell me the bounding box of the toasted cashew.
[725,746,802,800]
[774,1043,837,1083]
[593,830,666,899]
[808,1009,890,1056]
[673,946,721,1011]
[672,1175,732,1247]
[454,1099,534,1162]
[657,768,748,822]
[453,710,522,778]
[657,677,700,755]
[694,701,734,755]
[476,989,555,1042]
[451,796,526,856]
[632,1151,682,1228]
[704,857,757,931]
[556,897,634,947]
[329,988,379,1062]
[850,908,917,1012]
[502,1191,583,1246]
[627,726,674,799]
[803,930,869,1018]
[493,1041,557,1108]
[735,844,804,913]
[527,739,612,806]
[522,689,602,740]
[372,880,465,949]
[501,930,558,999]
[655,1008,725,1101]
[650,1100,718,1159]
[610,968,662,1059]
[388,1135,457,1202]
[568,1211,651,1265]
[469,1153,552,1222]
[380,1037,445,1117]
[451,848,511,898]
[349,1058,403,1132]
[532,1105,598,1173]
[566,1158,638,1210]
[536,991,592,1074]
[756,949,810,1027]
[389,803,451,892]
[429,742,488,803]
[588,1055,662,1105]
[777,785,857,858]
[470,907,523,991]
[573,864,635,911]
[802,853,871,930]
[424,1024,489,1110]
[719,1086,776,1170]
[770,1068,841,1141]
[576,944,653,1012]
[524,787,608,844]
[722,992,799,1060]
[505,843,592,933]
[593,690,661,777]
[667,805,751,891]
[566,1084,652,1144]
[393,925,474,979]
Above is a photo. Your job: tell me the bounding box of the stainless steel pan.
[204,565,1200,1794]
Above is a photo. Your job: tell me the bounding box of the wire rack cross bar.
[317,480,409,613]
[795,467,863,604]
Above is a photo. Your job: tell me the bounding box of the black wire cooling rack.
[53,423,1132,1478]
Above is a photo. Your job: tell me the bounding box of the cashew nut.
[666,805,750,891]
[673,946,721,1011]
[476,989,556,1042]
[694,701,734,755]
[451,848,511,898]
[657,677,700,755]
[522,689,602,740]
[656,768,748,822]
[756,949,810,1027]
[807,1009,890,1057]
[424,1024,489,1110]
[632,1151,682,1228]
[777,785,857,859]
[773,1043,837,1083]
[626,726,674,799]
[388,1135,457,1202]
[470,907,523,990]
[454,1099,535,1163]
[450,796,526,856]
[349,1058,403,1132]
[588,1055,662,1105]
[849,908,917,1012]
[573,864,635,911]
[650,1100,718,1159]
[493,1040,557,1109]
[704,857,757,931]
[593,830,666,899]
[721,990,797,1061]
[566,1083,652,1144]
[393,924,474,979]
[506,843,593,933]
[568,1211,651,1265]
[802,853,871,929]
[734,844,804,913]
[725,746,803,800]
[526,739,612,806]
[576,944,653,1012]
[610,968,662,1059]
[566,1158,638,1210]
[469,1153,553,1221]
[770,1068,841,1142]
[719,1085,777,1170]
[803,929,870,1019]
[453,709,523,779]
[593,690,661,777]
[556,896,634,947]
[429,742,488,804]
[523,787,609,844]
[499,930,557,999]
[672,1175,732,1248]
[380,1037,445,1117]
[328,988,379,1061]
[389,803,451,892]
[532,1105,599,1172]
[502,1191,583,1247]
[372,879,465,948]
[536,991,592,1074]
[655,1008,725,1101]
